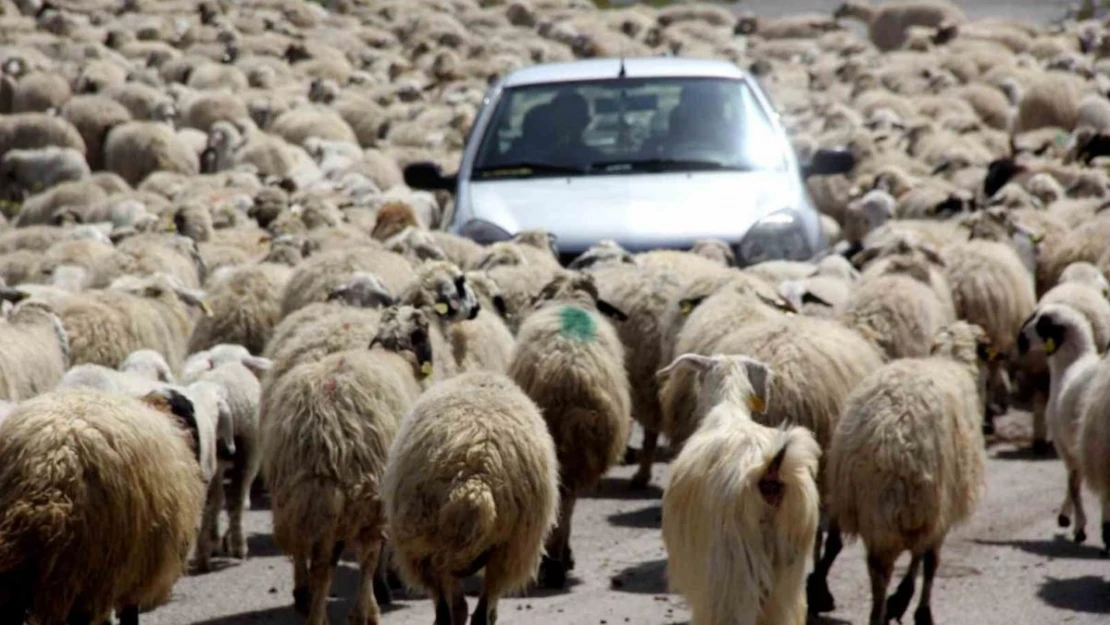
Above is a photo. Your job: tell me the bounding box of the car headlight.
[458,219,512,245]
[735,210,814,265]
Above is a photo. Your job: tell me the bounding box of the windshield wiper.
[473,162,586,178]
[587,158,752,173]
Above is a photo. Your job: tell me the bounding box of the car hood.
[464,171,800,253]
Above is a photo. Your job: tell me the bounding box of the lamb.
[0,290,69,401]
[1078,352,1110,554]
[833,0,966,52]
[822,322,988,624]
[1018,304,1100,544]
[261,321,425,625]
[660,354,821,625]
[382,371,559,625]
[0,388,205,625]
[507,271,631,588]
[180,347,270,567]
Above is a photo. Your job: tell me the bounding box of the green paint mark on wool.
[559,306,597,342]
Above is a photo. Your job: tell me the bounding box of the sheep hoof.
[219,532,247,559]
[913,605,933,625]
[885,588,913,622]
[537,556,567,590]
[806,573,836,614]
[1074,528,1087,544]
[1058,514,1071,528]
[623,446,639,465]
[372,572,393,607]
[628,470,651,490]
[1032,439,1051,456]
[293,587,310,614]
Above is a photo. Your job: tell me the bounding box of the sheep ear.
[596,299,628,322]
[242,355,273,374]
[778,280,806,313]
[758,443,788,507]
[756,291,796,314]
[656,353,718,380]
[492,294,508,318]
[741,358,771,414]
[801,291,834,307]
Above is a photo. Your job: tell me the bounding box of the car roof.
[500,57,750,87]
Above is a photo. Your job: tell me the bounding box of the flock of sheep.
[2,0,1110,624]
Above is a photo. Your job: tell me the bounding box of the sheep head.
[656,353,771,418]
[531,271,627,321]
[143,387,201,464]
[372,304,434,380]
[511,229,559,260]
[401,261,479,323]
[327,272,395,309]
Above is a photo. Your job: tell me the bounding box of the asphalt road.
[147,411,1110,625]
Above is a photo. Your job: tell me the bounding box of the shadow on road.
[974,535,1108,560]
[807,616,853,625]
[245,532,284,558]
[991,446,1058,462]
[1038,575,1110,613]
[607,503,662,529]
[609,558,668,595]
[584,476,664,501]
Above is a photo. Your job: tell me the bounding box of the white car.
[405,57,854,265]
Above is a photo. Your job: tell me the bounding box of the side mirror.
[403,162,457,192]
[802,148,855,178]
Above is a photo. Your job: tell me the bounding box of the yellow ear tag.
[1030,232,1045,244]
[1044,338,1056,355]
[421,361,433,377]
[433,302,449,316]
[747,395,766,413]
[987,346,998,362]
[679,300,693,315]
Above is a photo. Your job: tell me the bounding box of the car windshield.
[472,76,788,179]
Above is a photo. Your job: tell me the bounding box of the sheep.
[54,272,209,374]
[507,271,631,588]
[261,325,424,625]
[0,290,68,401]
[10,71,71,113]
[382,371,559,625]
[103,121,200,187]
[660,353,820,625]
[1018,304,1100,544]
[0,113,86,157]
[188,262,290,355]
[833,0,966,52]
[1,147,90,201]
[58,349,175,396]
[822,322,988,624]
[182,347,270,566]
[396,260,482,376]
[0,388,205,625]
[279,245,414,317]
[1078,353,1110,554]
[1014,72,1085,133]
[447,271,516,373]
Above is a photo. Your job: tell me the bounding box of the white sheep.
[660,353,820,625]
[383,371,559,625]
[0,388,205,625]
[507,271,631,589]
[823,322,987,624]
[1018,304,1100,544]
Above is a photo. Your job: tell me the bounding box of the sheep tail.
[438,476,497,576]
[272,478,345,558]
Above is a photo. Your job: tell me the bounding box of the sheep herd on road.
[2,1,1110,625]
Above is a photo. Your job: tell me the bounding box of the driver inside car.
[544,90,602,167]
[665,85,735,157]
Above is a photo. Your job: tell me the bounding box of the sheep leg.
[539,492,576,589]
[1031,392,1050,455]
[865,551,894,625]
[349,539,384,625]
[306,542,339,625]
[433,580,467,625]
[806,521,842,614]
[629,429,659,489]
[220,462,248,559]
[885,553,922,622]
[912,548,939,625]
[1101,498,1110,556]
[1069,468,1088,543]
[196,474,225,572]
[373,545,394,606]
[119,605,139,625]
[293,555,310,614]
[471,590,499,625]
